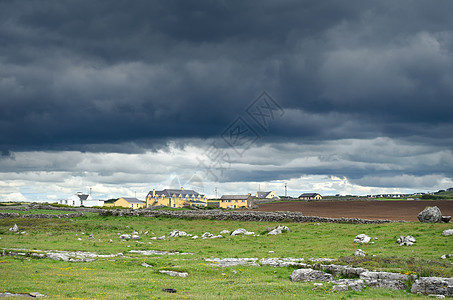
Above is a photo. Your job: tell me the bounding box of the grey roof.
[77,194,89,200]
[148,189,204,198]
[299,193,321,197]
[120,197,145,204]
[220,195,251,200]
[256,191,271,198]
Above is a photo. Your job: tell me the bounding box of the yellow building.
[219,195,254,209]
[146,188,207,208]
[114,197,146,209]
[298,193,322,200]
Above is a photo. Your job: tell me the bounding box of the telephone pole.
[284,183,287,198]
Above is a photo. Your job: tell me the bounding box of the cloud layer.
[1,1,452,200]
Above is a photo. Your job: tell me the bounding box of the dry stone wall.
[99,208,399,224]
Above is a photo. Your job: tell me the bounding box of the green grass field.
[1,212,452,299]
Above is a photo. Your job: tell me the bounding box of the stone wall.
[0,212,84,219]
[99,209,399,224]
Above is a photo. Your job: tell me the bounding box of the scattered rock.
[442,229,453,236]
[191,235,199,239]
[259,258,307,268]
[268,225,290,235]
[442,216,451,223]
[88,234,94,240]
[332,284,348,291]
[141,262,152,267]
[441,254,452,259]
[29,292,46,297]
[309,258,336,262]
[129,250,193,256]
[397,235,416,246]
[220,230,230,234]
[418,206,442,223]
[205,258,259,267]
[231,228,255,236]
[313,264,368,277]
[9,224,19,232]
[201,232,214,238]
[77,238,82,241]
[360,271,408,290]
[353,234,371,244]
[162,288,177,293]
[354,249,366,257]
[169,230,188,237]
[333,279,365,291]
[159,270,188,278]
[411,277,453,296]
[289,268,333,282]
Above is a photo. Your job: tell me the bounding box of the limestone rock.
[441,216,451,223]
[169,230,188,237]
[360,271,408,290]
[220,230,230,234]
[9,224,19,232]
[353,234,371,244]
[442,229,453,236]
[411,277,453,296]
[333,279,365,291]
[159,270,188,278]
[289,268,333,282]
[418,206,442,223]
[268,225,290,235]
[231,228,255,236]
[332,284,348,291]
[397,235,416,246]
[354,249,366,257]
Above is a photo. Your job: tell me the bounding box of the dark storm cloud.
[1,0,453,153]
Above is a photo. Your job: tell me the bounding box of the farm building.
[146,187,207,208]
[219,194,254,209]
[59,192,104,207]
[298,193,322,200]
[114,197,146,209]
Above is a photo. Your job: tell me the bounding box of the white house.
[59,192,104,207]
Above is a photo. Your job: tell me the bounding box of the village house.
[114,197,146,209]
[58,192,104,207]
[298,193,323,200]
[219,194,254,209]
[146,187,207,208]
[255,191,280,200]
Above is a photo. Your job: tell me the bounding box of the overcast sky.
[1,1,452,201]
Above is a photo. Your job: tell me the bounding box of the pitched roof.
[220,195,251,200]
[120,197,145,204]
[149,189,204,198]
[299,193,320,197]
[256,191,271,198]
[77,194,89,200]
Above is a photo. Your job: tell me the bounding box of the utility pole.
[215,187,218,198]
[89,187,92,196]
[284,183,287,198]
[135,191,137,198]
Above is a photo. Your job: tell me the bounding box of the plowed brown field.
[256,200,453,221]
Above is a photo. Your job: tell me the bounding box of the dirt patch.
[256,200,453,222]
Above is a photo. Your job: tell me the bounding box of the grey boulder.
[289,268,333,282]
[418,206,442,223]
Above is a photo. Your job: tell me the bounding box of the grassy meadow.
[0,210,452,299]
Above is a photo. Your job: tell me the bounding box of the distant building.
[59,192,104,207]
[146,187,207,208]
[219,195,254,209]
[298,193,322,200]
[255,191,280,200]
[114,197,146,209]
